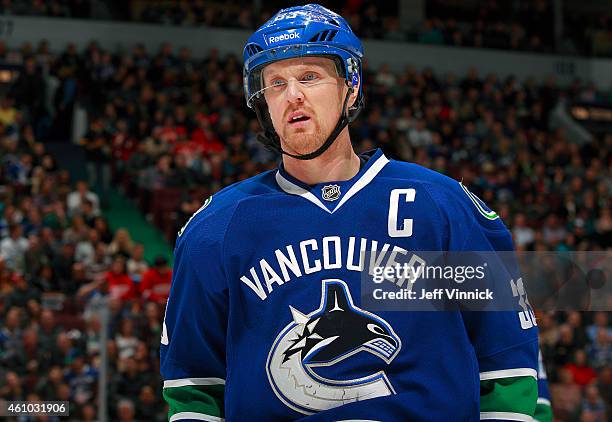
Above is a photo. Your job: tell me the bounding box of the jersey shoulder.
[382,159,506,232]
[176,169,279,247]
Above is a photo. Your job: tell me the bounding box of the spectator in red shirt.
[190,114,224,154]
[139,255,171,304]
[105,256,137,302]
[564,349,597,386]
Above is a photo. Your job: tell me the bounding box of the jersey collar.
[275,149,389,214]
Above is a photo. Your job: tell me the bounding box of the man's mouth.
[287,111,311,125]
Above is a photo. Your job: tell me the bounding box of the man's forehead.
[262,56,337,77]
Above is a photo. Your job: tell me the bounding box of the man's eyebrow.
[263,71,281,82]
[264,63,332,81]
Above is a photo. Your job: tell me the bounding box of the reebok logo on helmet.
[267,31,301,45]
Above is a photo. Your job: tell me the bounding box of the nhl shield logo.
[321,184,341,202]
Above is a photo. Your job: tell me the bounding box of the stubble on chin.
[283,133,318,155]
[281,126,325,155]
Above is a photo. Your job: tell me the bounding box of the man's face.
[262,57,354,155]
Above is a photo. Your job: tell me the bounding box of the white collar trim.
[275,153,389,214]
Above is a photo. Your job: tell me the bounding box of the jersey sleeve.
[534,349,553,422]
[160,202,232,422]
[437,181,539,421]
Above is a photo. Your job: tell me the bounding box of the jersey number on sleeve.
[510,277,537,329]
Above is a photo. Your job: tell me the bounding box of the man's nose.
[285,79,304,104]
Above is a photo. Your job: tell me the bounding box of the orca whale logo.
[266,279,401,415]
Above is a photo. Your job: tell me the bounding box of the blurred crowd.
[0,66,170,417]
[0,27,610,422]
[539,311,611,420]
[425,0,612,56]
[129,0,612,57]
[1,0,611,56]
[0,0,94,19]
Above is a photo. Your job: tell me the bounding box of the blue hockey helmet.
[243,4,364,160]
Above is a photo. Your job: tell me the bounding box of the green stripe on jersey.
[534,400,553,422]
[480,376,537,417]
[164,384,225,420]
[459,182,499,220]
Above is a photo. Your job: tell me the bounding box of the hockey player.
[161,4,540,421]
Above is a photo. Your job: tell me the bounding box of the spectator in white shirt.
[408,118,433,147]
[512,212,535,249]
[0,224,29,272]
[66,180,100,217]
[75,228,100,266]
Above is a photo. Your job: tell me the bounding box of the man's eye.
[271,79,285,87]
[301,73,318,82]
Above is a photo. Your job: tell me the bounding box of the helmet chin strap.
[255,87,355,161]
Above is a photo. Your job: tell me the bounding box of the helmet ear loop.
[345,73,362,123]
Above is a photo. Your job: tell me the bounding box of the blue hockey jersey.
[160,149,539,421]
